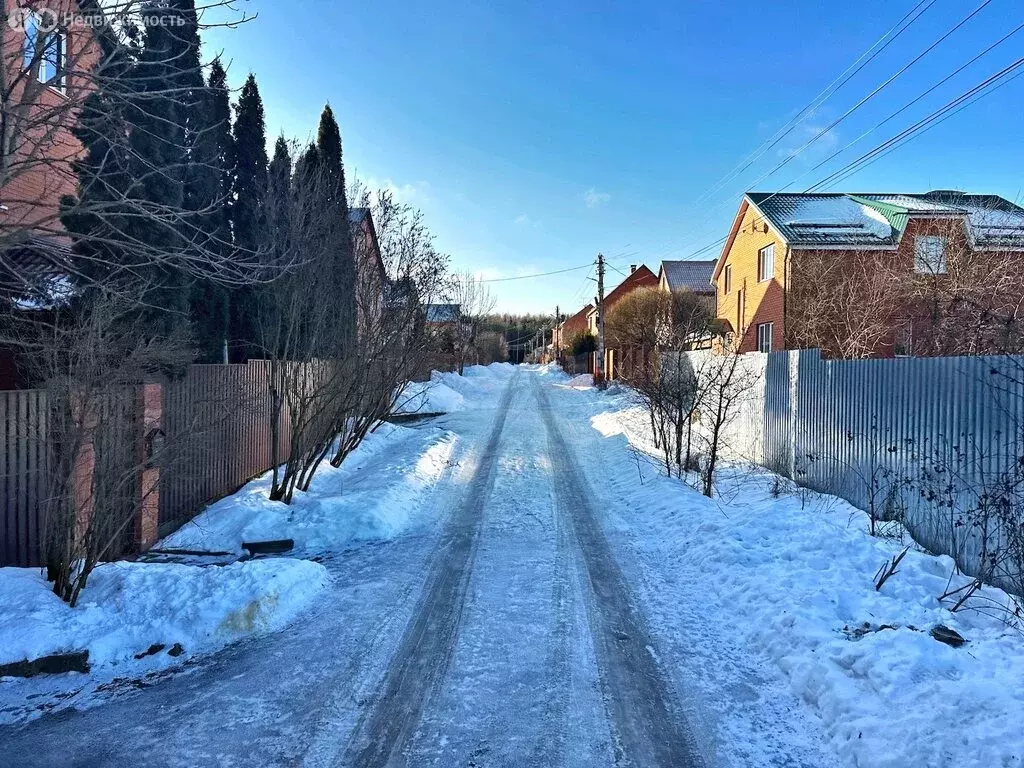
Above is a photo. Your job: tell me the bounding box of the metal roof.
[425,303,460,323]
[660,260,715,293]
[746,191,1024,249]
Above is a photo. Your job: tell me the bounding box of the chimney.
[630,264,637,273]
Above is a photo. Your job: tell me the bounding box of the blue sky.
[205,0,1024,313]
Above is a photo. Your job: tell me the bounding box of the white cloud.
[514,213,541,228]
[358,176,432,206]
[584,188,611,208]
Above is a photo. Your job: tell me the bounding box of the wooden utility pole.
[554,304,560,360]
[595,253,607,388]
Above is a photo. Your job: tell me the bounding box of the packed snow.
[565,384,1024,768]
[0,558,327,672]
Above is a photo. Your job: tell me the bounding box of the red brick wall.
[1,0,99,235]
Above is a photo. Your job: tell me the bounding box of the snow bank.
[164,421,455,556]
[0,558,327,671]
[565,373,593,388]
[395,363,517,415]
[574,388,1024,768]
[395,379,466,414]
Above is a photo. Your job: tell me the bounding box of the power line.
[705,0,995,216]
[668,52,1024,265]
[692,0,938,208]
[478,262,592,283]
[622,13,1024,268]
[811,54,1024,191]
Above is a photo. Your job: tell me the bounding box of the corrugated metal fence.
[2,355,465,564]
[759,349,1024,583]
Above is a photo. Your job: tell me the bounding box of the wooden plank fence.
[158,361,292,536]
[2,353,466,565]
[1,390,48,567]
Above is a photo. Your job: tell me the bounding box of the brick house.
[586,263,658,333]
[557,303,594,350]
[713,191,1024,357]
[657,259,716,311]
[1,1,98,238]
[349,207,386,338]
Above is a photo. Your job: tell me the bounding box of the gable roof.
[659,260,715,293]
[744,191,1024,250]
[604,264,658,309]
[560,303,595,337]
[349,207,385,278]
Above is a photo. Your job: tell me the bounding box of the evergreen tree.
[314,104,356,345]
[228,74,268,360]
[123,0,203,338]
[186,57,234,362]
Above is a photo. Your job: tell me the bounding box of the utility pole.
[595,252,607,388]
[554,304,560,361]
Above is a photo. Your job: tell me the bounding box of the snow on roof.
[660,260,716,293]
[425,304,461,323]
[750,193,895,246]
[747,191,1024,248]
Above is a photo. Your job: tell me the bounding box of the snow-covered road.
[0,367,839,767]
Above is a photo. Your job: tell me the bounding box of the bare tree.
[0,1,280,604]
[0,287,192,604]
[694,342,761,497]
[450,271,495,375]
[786,213,1024,359]
[256,170,450,505]
[787,248,906,358]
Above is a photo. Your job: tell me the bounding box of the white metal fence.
[689,349,1024,589]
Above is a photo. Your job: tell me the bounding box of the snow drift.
[0,558,327,671]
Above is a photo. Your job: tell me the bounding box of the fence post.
[788,350,800,478]
[134,383,162,551]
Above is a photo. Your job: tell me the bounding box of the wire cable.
[478,262,592,283]
[692,0,938,207]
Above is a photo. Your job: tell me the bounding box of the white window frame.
[23,13,67,92]
[723,264,732,294]
[756,322,773,353]
[757,244,775,282]
[914,235,948,275]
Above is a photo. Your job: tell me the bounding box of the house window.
[23,13,67,91]
[724,264,732,294]
[757,244,775,282]
[757,322,773,353]
[914,235,947,274]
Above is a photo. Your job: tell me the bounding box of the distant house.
[424,304,461,325]
[588,264,658,334]
[349,207,386,338]
[658,260,716,311]
[713,191,1024,357]
[557,303,595,351]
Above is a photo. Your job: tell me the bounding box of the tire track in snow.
[535,381,706,768]
[341,371,519,768]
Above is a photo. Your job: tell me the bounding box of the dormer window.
[914,235,947,274]
[23,13,67,91]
